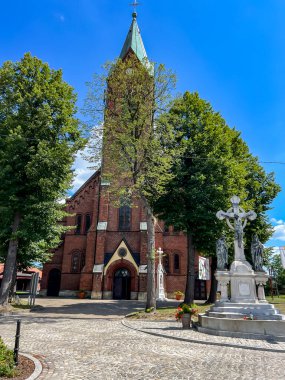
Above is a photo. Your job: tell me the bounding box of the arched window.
[119,206,131,231]
[174,253,180,273]
[75,214,82,234]
[85,214,91,234]
[71,251,81,273]
[163,253,170,273]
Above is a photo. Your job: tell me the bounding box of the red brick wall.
[41,171,211,298]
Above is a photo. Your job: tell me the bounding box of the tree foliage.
[154,91,280,301]
[84,56,176,309]
[0,53,84,302]
[264,249,285,289]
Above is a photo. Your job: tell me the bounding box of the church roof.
[119,12,148,62]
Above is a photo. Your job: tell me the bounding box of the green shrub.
[0,337,16,378]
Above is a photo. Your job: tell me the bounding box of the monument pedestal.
[200,195,285,339]
[215,271,230,302]
[199,264,284,339]
[230,260,258,303]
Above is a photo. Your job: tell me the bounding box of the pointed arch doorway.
[113,268,131,300]
[47,268,61,296]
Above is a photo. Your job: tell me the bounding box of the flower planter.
[175,294,183,301]
[77,291,86,299]
[181,313,191,329]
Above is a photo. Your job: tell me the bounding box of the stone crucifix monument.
[156,247,166,301]
[198,196,284,338]
[216,195,263,303]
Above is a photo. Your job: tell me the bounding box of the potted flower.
[174,290,184,301]
[243,314,256,320]
[77,290,86,299]
[175,303,198,329]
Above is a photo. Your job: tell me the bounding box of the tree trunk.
[144,198,156,311]
[184,233,195,304]
[206,256,217,304]
[0,213,21,306]
[8,264,18,303]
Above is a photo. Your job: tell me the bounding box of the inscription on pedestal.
[239,283,250,296]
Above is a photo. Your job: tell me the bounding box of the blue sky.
[0,1,284,247]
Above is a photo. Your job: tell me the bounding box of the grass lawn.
[127,303,211,322]
[10,299,32,311]
[267,295,285,314]
[128,296,285,321]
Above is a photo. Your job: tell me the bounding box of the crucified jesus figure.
[216,196,256,262]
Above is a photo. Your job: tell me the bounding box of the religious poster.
[198,256,210,280]
[280,247,285,269]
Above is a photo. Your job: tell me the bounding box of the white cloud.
[72,168,93,190]
[273,224,285,241]
[270,218,285,242]
[270,218,284,225]
[55,13,65,22]
[57,198,66,205]
[70,150,95,194]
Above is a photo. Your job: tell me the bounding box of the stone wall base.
[59,290,77,297]
[91,291,102,299]
[103,291,113,299]
[138,292,147,301]
[199,313,285,339]
[130,292,138,300]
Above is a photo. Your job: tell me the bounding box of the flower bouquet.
[175,303,198,329]
[243,314,256,320]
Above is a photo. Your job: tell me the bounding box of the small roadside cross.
[216,195,256,261]
[157,247,163,262]
[156,247,166,300]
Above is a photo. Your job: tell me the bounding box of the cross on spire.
[130,0,140,17]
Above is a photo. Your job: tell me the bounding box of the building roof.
[119,12,148,62]
[0,264,42,279]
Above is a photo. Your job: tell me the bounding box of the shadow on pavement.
[30,298,179,316]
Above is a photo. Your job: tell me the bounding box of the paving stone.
[0,299,284,379]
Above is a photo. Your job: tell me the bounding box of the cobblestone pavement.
[0,299,284,380]
[124,319,285,352]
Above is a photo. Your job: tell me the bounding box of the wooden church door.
[113,268,131,300]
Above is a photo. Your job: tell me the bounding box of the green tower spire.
[119,12,148,62]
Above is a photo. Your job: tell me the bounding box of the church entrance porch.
[113,268,131,300]
[101,259,139,300]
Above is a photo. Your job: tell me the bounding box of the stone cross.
[216,196,256,261]
[156,247,166,301]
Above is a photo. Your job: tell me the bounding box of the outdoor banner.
[280,247,285,269]
[198,256,210,280]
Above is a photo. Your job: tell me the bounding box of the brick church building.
[41,12,210,300]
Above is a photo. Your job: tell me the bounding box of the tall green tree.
[0,53,84,305]
[243,158,280,260]
[264,249,285,291]
[154,92,280,303]
[84,57,176,310]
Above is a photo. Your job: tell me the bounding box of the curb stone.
[21,353,42,380]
